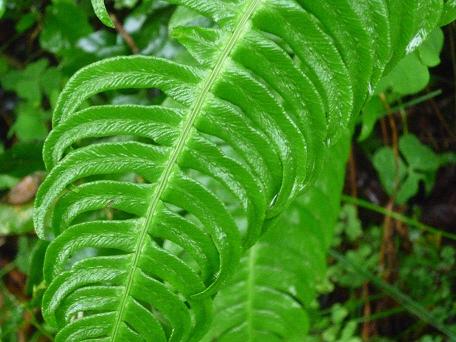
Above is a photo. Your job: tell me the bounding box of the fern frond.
[35,0,446,340]
[204,131,350,341]
[90,0,114,28]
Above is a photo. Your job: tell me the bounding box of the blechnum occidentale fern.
[33,0,451,340]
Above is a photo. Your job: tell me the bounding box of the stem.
[110,14,140,54]
[341,195,456,240]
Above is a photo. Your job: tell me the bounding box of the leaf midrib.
[246,245,257,341]
[111,0,262,339]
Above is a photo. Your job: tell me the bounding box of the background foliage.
[0,1,455,341]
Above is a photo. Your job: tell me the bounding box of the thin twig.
[428,95,456,141]
[380,199,396,282]
[342,195,456,240]
[348,147,358,198]
[379,117,389,145]
[110,14,140,54]
[362,283,374,341]
[348,146,373,340]
[379,92,400,186]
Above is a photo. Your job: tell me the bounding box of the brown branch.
[348,146,358,198]
[380,199,396,282]
[379,117,389,145]
[429,95,456,142]
[110,14,140,54]
[361,283,374,341]
[347,146,375,339]
[377,94,402,335]
[379,92,400,192]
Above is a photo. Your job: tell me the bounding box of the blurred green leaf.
[340,321,360,342]
[0,56,8,75]
[9,102,48,142]
[0,59,54,104]
[15,11,38,32]
[313,303,362,342]
[439,151,456,165]
[40,67,61,97]
[1,60,46,103]
[373,134,443,203]
[334,204,362,242]
[16,79,41,103]
[15,236,33,273]
[115,0,140,8]
[331,304,349,324]
[399,134,441,171]
[40,0,92,55]
[40,66,62,107]
[418,29,444,67]
[0,0,5,18]
[0,282,25,341]
[20,59,48,78]
[0,174,20,190]
[0,142,45,177]
[373,147,406,196]
[0,59,61,141]
[77,30,126,58]
[26,240,49,295]
[396,171,421,204]
[377,53,430,95]
[359,96,384,141]
[0,203,34,236]
[376,28,443,95]
[131,14,170,55]
[440,0,456,25]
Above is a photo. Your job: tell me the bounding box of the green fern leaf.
[91,0,114,28]
[204,131,350,341]
[34,0,446,340]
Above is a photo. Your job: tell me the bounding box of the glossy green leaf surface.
[440,0,456,25]
[34,0,447,341]
[91,0,115,28]
[204,131,351,341]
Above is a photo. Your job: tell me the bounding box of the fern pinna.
[34,0,446,341]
